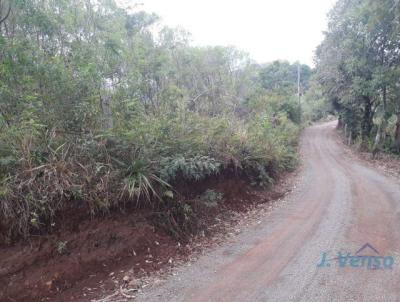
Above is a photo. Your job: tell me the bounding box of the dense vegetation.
[0,1,308,242]
[315,0,400,154]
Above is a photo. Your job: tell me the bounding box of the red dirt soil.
[0,174,290,302]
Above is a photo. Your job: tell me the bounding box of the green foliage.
[314,0,400,151]
[160,156,221,182]
[56,241,68,255]
[122,159,170,203]
[260,61,311,95]
[0,0,304,242]
[200,189,223,208]
[302,79,334,122]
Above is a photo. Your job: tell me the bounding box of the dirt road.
[136,121,400,302]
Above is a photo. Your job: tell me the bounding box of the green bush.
[0,1,304,242]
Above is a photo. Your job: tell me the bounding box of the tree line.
[0,0,309,242]
[315,0,400,154]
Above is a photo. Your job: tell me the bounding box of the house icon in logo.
[355,243,380,256]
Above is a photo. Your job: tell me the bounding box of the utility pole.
[297,63,301,105]
[297,63,301,122]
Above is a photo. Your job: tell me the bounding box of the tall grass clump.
[0,1,305,243]
[0,108,299,242]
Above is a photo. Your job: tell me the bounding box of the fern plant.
[159,155,221,182]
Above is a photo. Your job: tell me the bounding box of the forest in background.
[315,0,400,155]
[0,0,312,243]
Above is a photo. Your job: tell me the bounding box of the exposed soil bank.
[0,172,294,302]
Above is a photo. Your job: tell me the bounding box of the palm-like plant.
[121,159,170,204]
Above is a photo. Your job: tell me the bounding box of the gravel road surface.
[136,121,400,302]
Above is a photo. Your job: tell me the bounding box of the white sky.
[121,0,337,66]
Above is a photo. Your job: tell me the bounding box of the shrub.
[159,155,221,182]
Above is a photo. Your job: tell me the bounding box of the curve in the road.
[136,121,400,302]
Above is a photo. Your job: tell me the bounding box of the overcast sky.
[121,0,337,66]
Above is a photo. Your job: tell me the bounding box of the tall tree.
[315,0,400,153]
